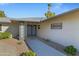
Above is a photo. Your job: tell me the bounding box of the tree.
[0,11,6,17]
[45,11,55,18]
[45,3,55,18]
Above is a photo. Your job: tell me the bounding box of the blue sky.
[0,3,79,18]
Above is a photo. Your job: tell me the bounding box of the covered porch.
[11,20,40,40]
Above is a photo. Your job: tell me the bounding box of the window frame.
[51,23,62,29]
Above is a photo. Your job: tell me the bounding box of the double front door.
[27,25,37,36]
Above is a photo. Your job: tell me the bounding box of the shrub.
[0,32,11,39]
[17,41,22,45]
[20,50,36,56]
[64,45,77,55]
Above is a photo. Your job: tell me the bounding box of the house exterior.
[0,17,45,40]
[0,8,79,51]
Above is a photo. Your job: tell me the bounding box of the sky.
[0,3,79,18]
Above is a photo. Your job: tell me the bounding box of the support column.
[19,22,25,40]
[25,23,27,39]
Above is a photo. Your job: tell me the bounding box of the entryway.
[27,25,37,36]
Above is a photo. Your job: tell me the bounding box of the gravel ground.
[0,38,29,56]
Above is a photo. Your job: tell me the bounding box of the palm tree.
[48,3,51,12]
[45,3,55,18]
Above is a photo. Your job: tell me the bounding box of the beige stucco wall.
[0,24,9,32]
[0,23,19,38]
[37,11,79,50]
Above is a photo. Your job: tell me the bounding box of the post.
[19,22,25,40]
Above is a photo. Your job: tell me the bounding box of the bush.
[0,32,11,39]
[64,45,77,55]
[17,41,22,45]
[20,50,36,56]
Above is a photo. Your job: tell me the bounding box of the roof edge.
[43,8,79,22]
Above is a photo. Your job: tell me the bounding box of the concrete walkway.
[38,37,66,55]
[38,37,79,56]
[26,37,66,56]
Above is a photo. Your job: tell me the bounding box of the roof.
[12,8,78,22]
[0,8,79,23]
[0,17,11,23]
[43,8,79,22]
[10,17,46,22]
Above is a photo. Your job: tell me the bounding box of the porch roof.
[10,17,46,22]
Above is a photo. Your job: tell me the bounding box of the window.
[51,23,62,29]
[38,25,40,29]
[0,24,2,31]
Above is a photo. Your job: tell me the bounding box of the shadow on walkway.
[25,36,79,56]
[37,37,79,56]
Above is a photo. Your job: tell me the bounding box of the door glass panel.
[27,25,37,36]
[27,25,31,36]
[32,25,36,36]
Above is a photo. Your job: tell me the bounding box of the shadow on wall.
[4,23,19,39]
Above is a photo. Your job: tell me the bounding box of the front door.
[27,25,37,36]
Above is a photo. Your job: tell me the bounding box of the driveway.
[26,37,66,56]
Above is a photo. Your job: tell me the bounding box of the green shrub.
[64,45,77,55]
[0,32,11,39]
[20,50,36,56]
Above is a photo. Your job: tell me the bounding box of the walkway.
[38,37,66,55]
[26,37,66,56]
[38,37,79,56]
